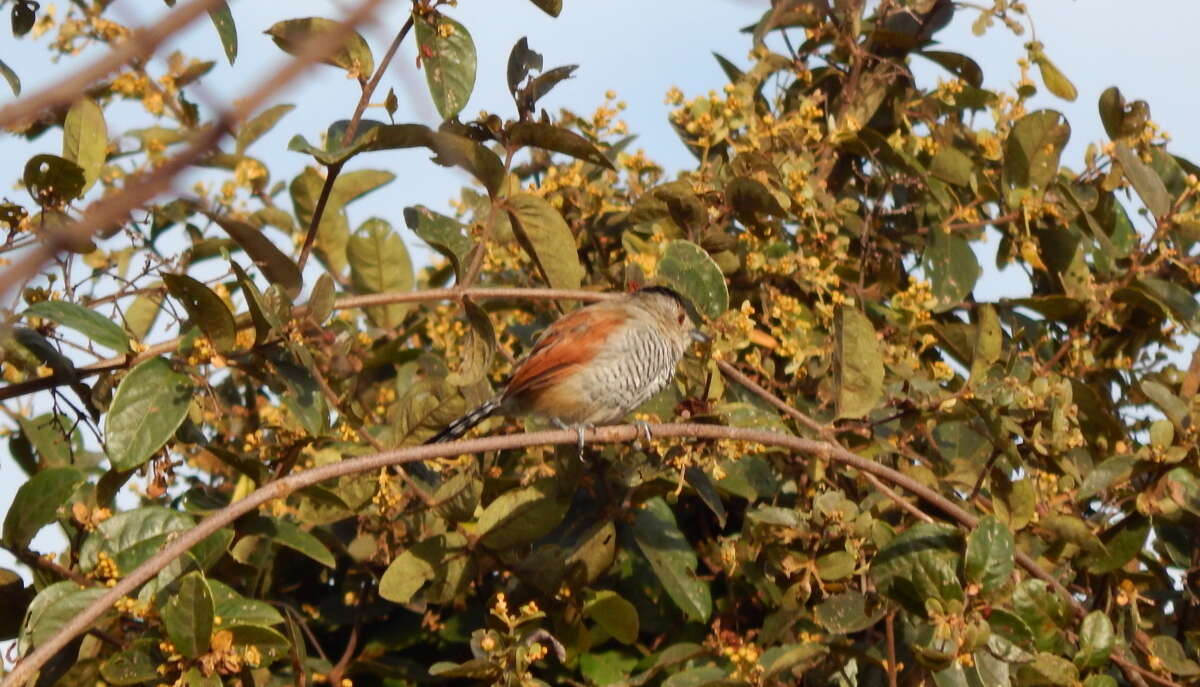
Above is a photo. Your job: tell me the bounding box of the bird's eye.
[677,313,686,324]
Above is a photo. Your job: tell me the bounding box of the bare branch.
[0,422,967,686]
[297,12,417,272]
[0,0,227,130]
[0,0,389,303]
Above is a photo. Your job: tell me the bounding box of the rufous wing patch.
[502,304,628,405]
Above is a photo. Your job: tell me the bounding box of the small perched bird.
[426,286,706,447]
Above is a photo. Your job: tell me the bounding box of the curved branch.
[5,422,964,686]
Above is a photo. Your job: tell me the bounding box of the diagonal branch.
[0,0,227,130]
[0,0,388,303]
[296,11,418,272]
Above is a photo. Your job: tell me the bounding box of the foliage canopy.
[2,1,1200,687]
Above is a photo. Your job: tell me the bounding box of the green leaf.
[446,299,495,386]
[26,301,130,353]
[208,580,284,627]
[162,273,238,352]
[835,305,883,419]
[508,122,614,169]
[241,515,335,568]
[1074,611,1113,669]
[930,146,975,187]
[62,98,107,193]
[1150,635,1200,676]
[1016,652,1078,686]
[226,625,292,664]
[870,523,963,615]
[380,532,470,605]
[633,496,712,622]
[814,590,886,634]
[584,590,640,644]
[662,666,728,687]
[100,639,160,685]
[1040,514,1105,554]
[505,192,585,289]
[656,239,729,320]
[24,154,85,205]
[917,50,983,88]
[0,58,19,95]
[922,229,981,312]
[1004,109,1070,191]
[527,0,562,16]
[815,550,856,581]
[347,217,413,328]
[1077,455,1135,501]
[104,357,194,471]
[291,122,505,195]
[414,12,476,119]
[2,466,85,549]
[123,291,162,341]
[79,506,195,573]
[236,104,294,155]
[207,2,237,65]
[403,204,473,279]
[478,481,569,550]
[159,571,214,658]
[209,214,302,299]
[1034,54,1077,102]
[14,413,77,470]
[265,17,373,78]
[1114,141,1171,219]
[19,581,111,653]
[964,515,1014,595]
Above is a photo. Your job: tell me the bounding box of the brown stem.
[297,11,417,273]
[340,12,416,146]
[11,548,92,587]
[295,161,344,273]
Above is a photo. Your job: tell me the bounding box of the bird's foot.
[553,419,593,460]
[633,420,654,446]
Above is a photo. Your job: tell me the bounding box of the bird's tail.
[424,398,502,444]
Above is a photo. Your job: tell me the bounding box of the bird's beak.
[690,328,710,343]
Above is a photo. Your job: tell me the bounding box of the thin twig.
[297,12,417,272]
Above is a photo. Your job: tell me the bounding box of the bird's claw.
[633,420,653,445]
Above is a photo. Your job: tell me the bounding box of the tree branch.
[0,421,991,687]
[0,0,389,302]
[296,11,417,272]
[0,0,227,130]
[1,287,619,402]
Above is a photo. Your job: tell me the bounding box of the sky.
[2,0,1200,662]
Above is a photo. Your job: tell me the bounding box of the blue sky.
[2,0,1199,657]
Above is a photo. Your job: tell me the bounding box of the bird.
[425,285,707,449]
